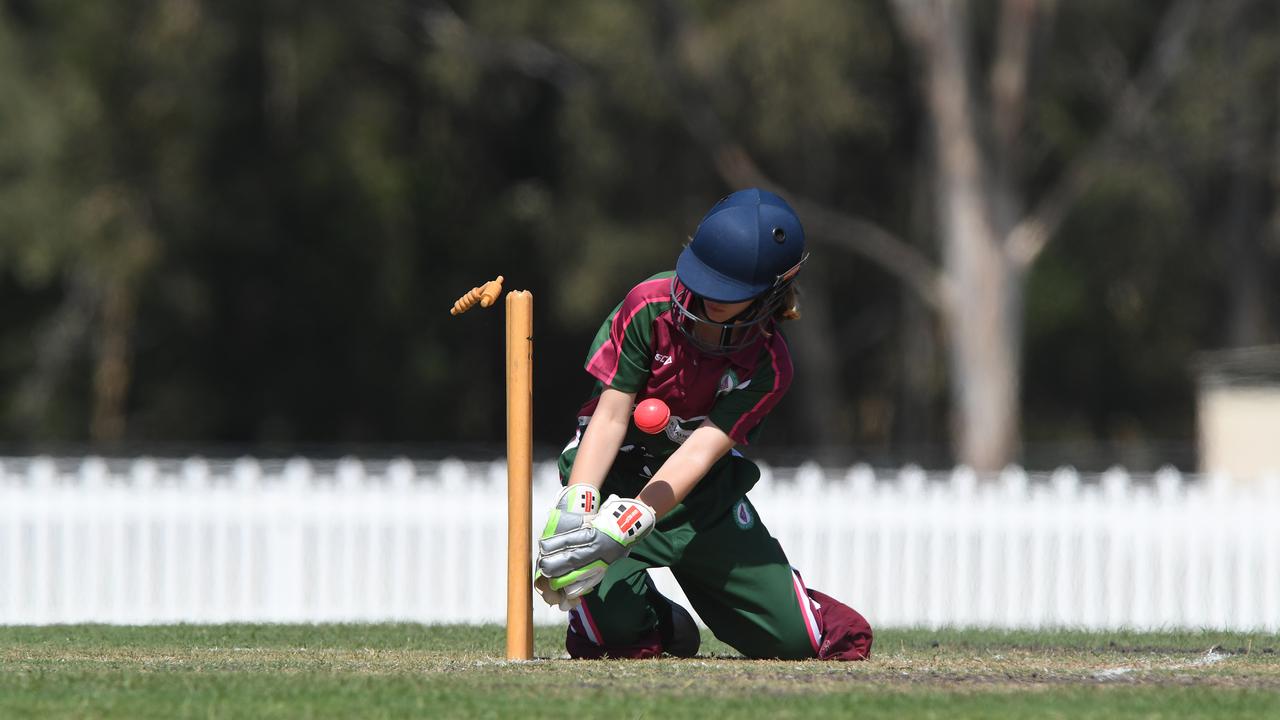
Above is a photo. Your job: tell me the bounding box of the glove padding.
[538,495,656,597]
[533,484,600,611]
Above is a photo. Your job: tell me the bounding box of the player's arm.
[565,386,636,491]
[539,418,732,595]
[534,386,634,607]
[638,420,735,518]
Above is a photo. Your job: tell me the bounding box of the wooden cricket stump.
[451,276,534,660]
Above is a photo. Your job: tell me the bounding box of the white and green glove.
[533,484,600,611]
[536,495,656,601]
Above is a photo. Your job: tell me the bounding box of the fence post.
[1000,467,1028,628]
[27,458,58,624]
[897,466,925,627]
[1026,477,1051,628]
[1049,468,1078,626]
[180,458,211,622]
[1264,475,1280,632]
[1154,467,1182,627]
[136,458,162,623]
[1130,484,1155,629]
[948,466,976,627]
[1208,473,1232,629]
[387,458,415,621]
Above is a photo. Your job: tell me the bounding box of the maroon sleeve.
[582,277,670,393]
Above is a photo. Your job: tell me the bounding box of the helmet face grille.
[669,277,787,356]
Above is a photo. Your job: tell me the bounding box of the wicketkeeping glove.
[537,495,656,598]
[533,484,600,611]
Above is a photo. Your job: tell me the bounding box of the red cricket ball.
[633,398,671,434]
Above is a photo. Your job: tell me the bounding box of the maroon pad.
[808,588,873,661]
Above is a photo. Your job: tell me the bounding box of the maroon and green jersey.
[571,272,794,457]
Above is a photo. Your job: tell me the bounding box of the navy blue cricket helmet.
[671,188,808,354]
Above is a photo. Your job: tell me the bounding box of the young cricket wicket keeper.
[535,189,873,660]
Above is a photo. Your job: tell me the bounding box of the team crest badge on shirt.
[733,499,754,530]
[717,369,740,398]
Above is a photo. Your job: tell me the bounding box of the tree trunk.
[944,256,1023,472]
[894,0,1023,471]
[91,281,136,445]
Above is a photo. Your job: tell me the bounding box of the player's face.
[702,299,754,323]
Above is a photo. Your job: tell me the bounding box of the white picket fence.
[1,456,1278,630]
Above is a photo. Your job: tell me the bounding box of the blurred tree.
[650,0,1227,470]
[1017,0,1277,463]
[0,2,166,444]
[886,0,1209,469]
[1190,1,1277,347]
[0,0,1274,469]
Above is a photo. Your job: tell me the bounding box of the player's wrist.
[540,484,600,539]
[594,496,656,546]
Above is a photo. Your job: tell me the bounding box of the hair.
[759,284,800,340]
[774,284,801,322]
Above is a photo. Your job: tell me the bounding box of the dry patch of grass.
[9,629,1273,690]
[1,625,1278,718]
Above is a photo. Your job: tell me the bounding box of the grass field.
[2,624,1279,718]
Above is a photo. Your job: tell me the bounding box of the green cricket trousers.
[557,448,872,660]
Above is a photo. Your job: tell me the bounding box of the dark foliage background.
[0,1,1275,469]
